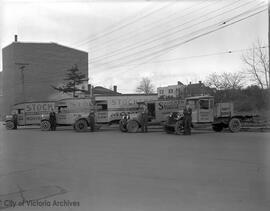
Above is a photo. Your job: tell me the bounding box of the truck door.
[186,99,198,123]
[17,109,26,126]
[198,99,213,122]
[147,103,156,120]
[56,105,68,125]
[96,101,109,123]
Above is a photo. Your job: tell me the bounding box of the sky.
[0,0,268,93]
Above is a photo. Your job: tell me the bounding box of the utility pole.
[15,63,29,102]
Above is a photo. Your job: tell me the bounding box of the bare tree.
[205,72,244,90]
[136,77,155,94]
[242,40,269,89]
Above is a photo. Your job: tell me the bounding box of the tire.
[127,120,139,133]
[119,119,128,132]
[74,119,88,132]
[41,120,51,131]
[174,120,183,135]
[212,124,223,132]
[228,118,241,133]
[164,125,174,134]
[5,121,15,130]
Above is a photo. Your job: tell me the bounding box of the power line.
[73,2,175,47]
[97,7,267,84]
[92,0,250,64]
[85,0,210,50]
[93,3,266,69]
[93,46,268,67]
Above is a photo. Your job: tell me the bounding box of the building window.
[168,89,173,93]
[159,90,164,94]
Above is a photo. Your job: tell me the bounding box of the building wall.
[2,42,88,114]
[157,84,185,98]
[0,71,2,96]
[0,71,3,119]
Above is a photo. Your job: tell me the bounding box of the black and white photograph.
[0,0,269,210]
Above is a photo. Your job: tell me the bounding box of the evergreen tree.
[52,65,88,97]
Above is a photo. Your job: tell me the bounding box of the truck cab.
[185,96,214,123]
[164,95,241,134]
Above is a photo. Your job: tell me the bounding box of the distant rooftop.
[3,41,87,54]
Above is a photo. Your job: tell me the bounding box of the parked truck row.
[4,94,256,133]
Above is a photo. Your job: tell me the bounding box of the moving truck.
[5,101,55,129]
[40,98,94,130]
[94,94,158,123]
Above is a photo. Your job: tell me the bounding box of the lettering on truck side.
[158,100,185,111]
[25,103,54,113]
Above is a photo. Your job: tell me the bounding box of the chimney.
[199,80,202,84]
[177,81,181,85]
[113,85,117,93]
[14,35,18,42]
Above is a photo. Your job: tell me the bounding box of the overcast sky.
[0,0,268,93]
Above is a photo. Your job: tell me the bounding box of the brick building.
[184,81,214,97]
[1,40,88,115]
[0,71,2,96]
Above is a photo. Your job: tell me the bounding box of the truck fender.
[74,117,89,126]
[41,114,50,121]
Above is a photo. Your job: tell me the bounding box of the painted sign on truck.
[154,99,186,121]
[95,95,158,123]
[8,101,55,126]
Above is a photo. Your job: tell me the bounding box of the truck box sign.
[157,100,185,111]
[25,103,55,115]
[96,95,158,109]
[11,102,55,126]
[95,95,158,122]
[155,99,186,121]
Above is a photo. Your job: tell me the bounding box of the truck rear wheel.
[119,119,128,132]
[41,120,51,131]
[212,124,223,132]
[127,120,139,133]
[5,121,15,130]
[229,118,241,133]
[74,119,88,132]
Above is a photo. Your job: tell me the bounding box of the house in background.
[184,81,214,97]
[157,81,214,99]
[157,81,186,99]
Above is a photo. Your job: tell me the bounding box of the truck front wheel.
[127,120,139,133]
[174,120,183,135]
[74,119,88,132]
[41,120,51,131]
[229,118,241,133]
[5,121,15,130]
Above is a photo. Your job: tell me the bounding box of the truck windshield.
[200,100,209,109]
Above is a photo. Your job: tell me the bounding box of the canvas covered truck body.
[164,96,242,134]
[5,101,55,129]
[40,98,95,131]
[94,95,158,123]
